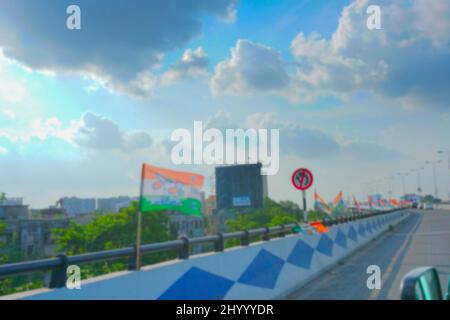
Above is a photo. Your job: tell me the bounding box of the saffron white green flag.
[139,163,204,217]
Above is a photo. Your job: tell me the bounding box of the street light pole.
[388,176,393,200]
[437,150,450,201]
[411,167,424,194]
[397,173,407,196]
[433,163,438,199]
[426,160,442,200]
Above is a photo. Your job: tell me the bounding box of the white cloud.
[290,32,388,98]
[204,110,237,130]
[73,112,153,151]
[211,40,290,95]
[243,112,404,160]
[0,116,78,144]
[412,0,450,48]
[211,0,450,107]
[1,112,153,152]
[0,145,7,154]
[0,0,237,98]
[0,53,28,103]
[162,47,209,84]
[0,109,16,120]
[290,0,450,105]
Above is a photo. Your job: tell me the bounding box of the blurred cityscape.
[2,162,447,266]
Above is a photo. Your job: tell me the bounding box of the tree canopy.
[52,201,177,278]
[226,198,329,232]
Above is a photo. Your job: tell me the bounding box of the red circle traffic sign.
[291,168,314,191]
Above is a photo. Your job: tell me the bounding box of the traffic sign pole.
[302,190,307,222]
[291,168,314,223]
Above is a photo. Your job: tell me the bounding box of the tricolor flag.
[139,163,204,217]
[332,191,344,207]
[314,191,332,214]
[353,195,361,211]
[368,195,377,208]
[332,191,346,213]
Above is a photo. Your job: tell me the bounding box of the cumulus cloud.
[73,112,152,150]
[0,0,237,98]
[168,110,401,161]
[291,0,450,105]
[211,0,450,107]
[0,108,16,120]
[204,110,237,131]
[0,112,153,152]
[243,112,403,160]
[162,47,208,84]
[211,40,290,95]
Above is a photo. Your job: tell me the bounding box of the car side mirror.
[400,267,443,300]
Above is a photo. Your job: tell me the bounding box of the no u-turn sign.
[292,168,314,222]
[291,168,314,191]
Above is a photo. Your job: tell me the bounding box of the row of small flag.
[314,191,404,215]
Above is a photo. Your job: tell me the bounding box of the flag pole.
[136,164,145,270]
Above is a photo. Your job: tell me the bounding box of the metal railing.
[0,208,404,288]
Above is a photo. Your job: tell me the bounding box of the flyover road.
[289,209,450,300]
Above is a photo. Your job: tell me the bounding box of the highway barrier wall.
[6,210,409,300]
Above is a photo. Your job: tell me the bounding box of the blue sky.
[1,0,450,207]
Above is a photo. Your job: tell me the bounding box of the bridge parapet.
[1,210,409,300]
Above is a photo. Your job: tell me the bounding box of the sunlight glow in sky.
[1,0,450,207]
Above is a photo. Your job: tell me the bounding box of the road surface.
[289,209,450,300]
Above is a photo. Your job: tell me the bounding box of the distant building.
[168,213,205,254]
[215,163,268,211]
[209,211,236,233]
[1,198,69,258]
[58,197,96,216]
[16,217,69,257]
[169,213,205,238]
[0,197,24,206]
[0,203,29,220]
[30,207,68,219]
[97,196,136,213]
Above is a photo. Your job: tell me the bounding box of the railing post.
[214,233,224,252]
[178,236,189,259]
[241,230,250,246]
[128,244,139,271]
[262,227,270,241]
[49,253,68,288]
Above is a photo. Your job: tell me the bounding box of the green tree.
[423,195,434,203]
[0,221,6,264]
[226,198,299,232]
[307,210,329,222]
